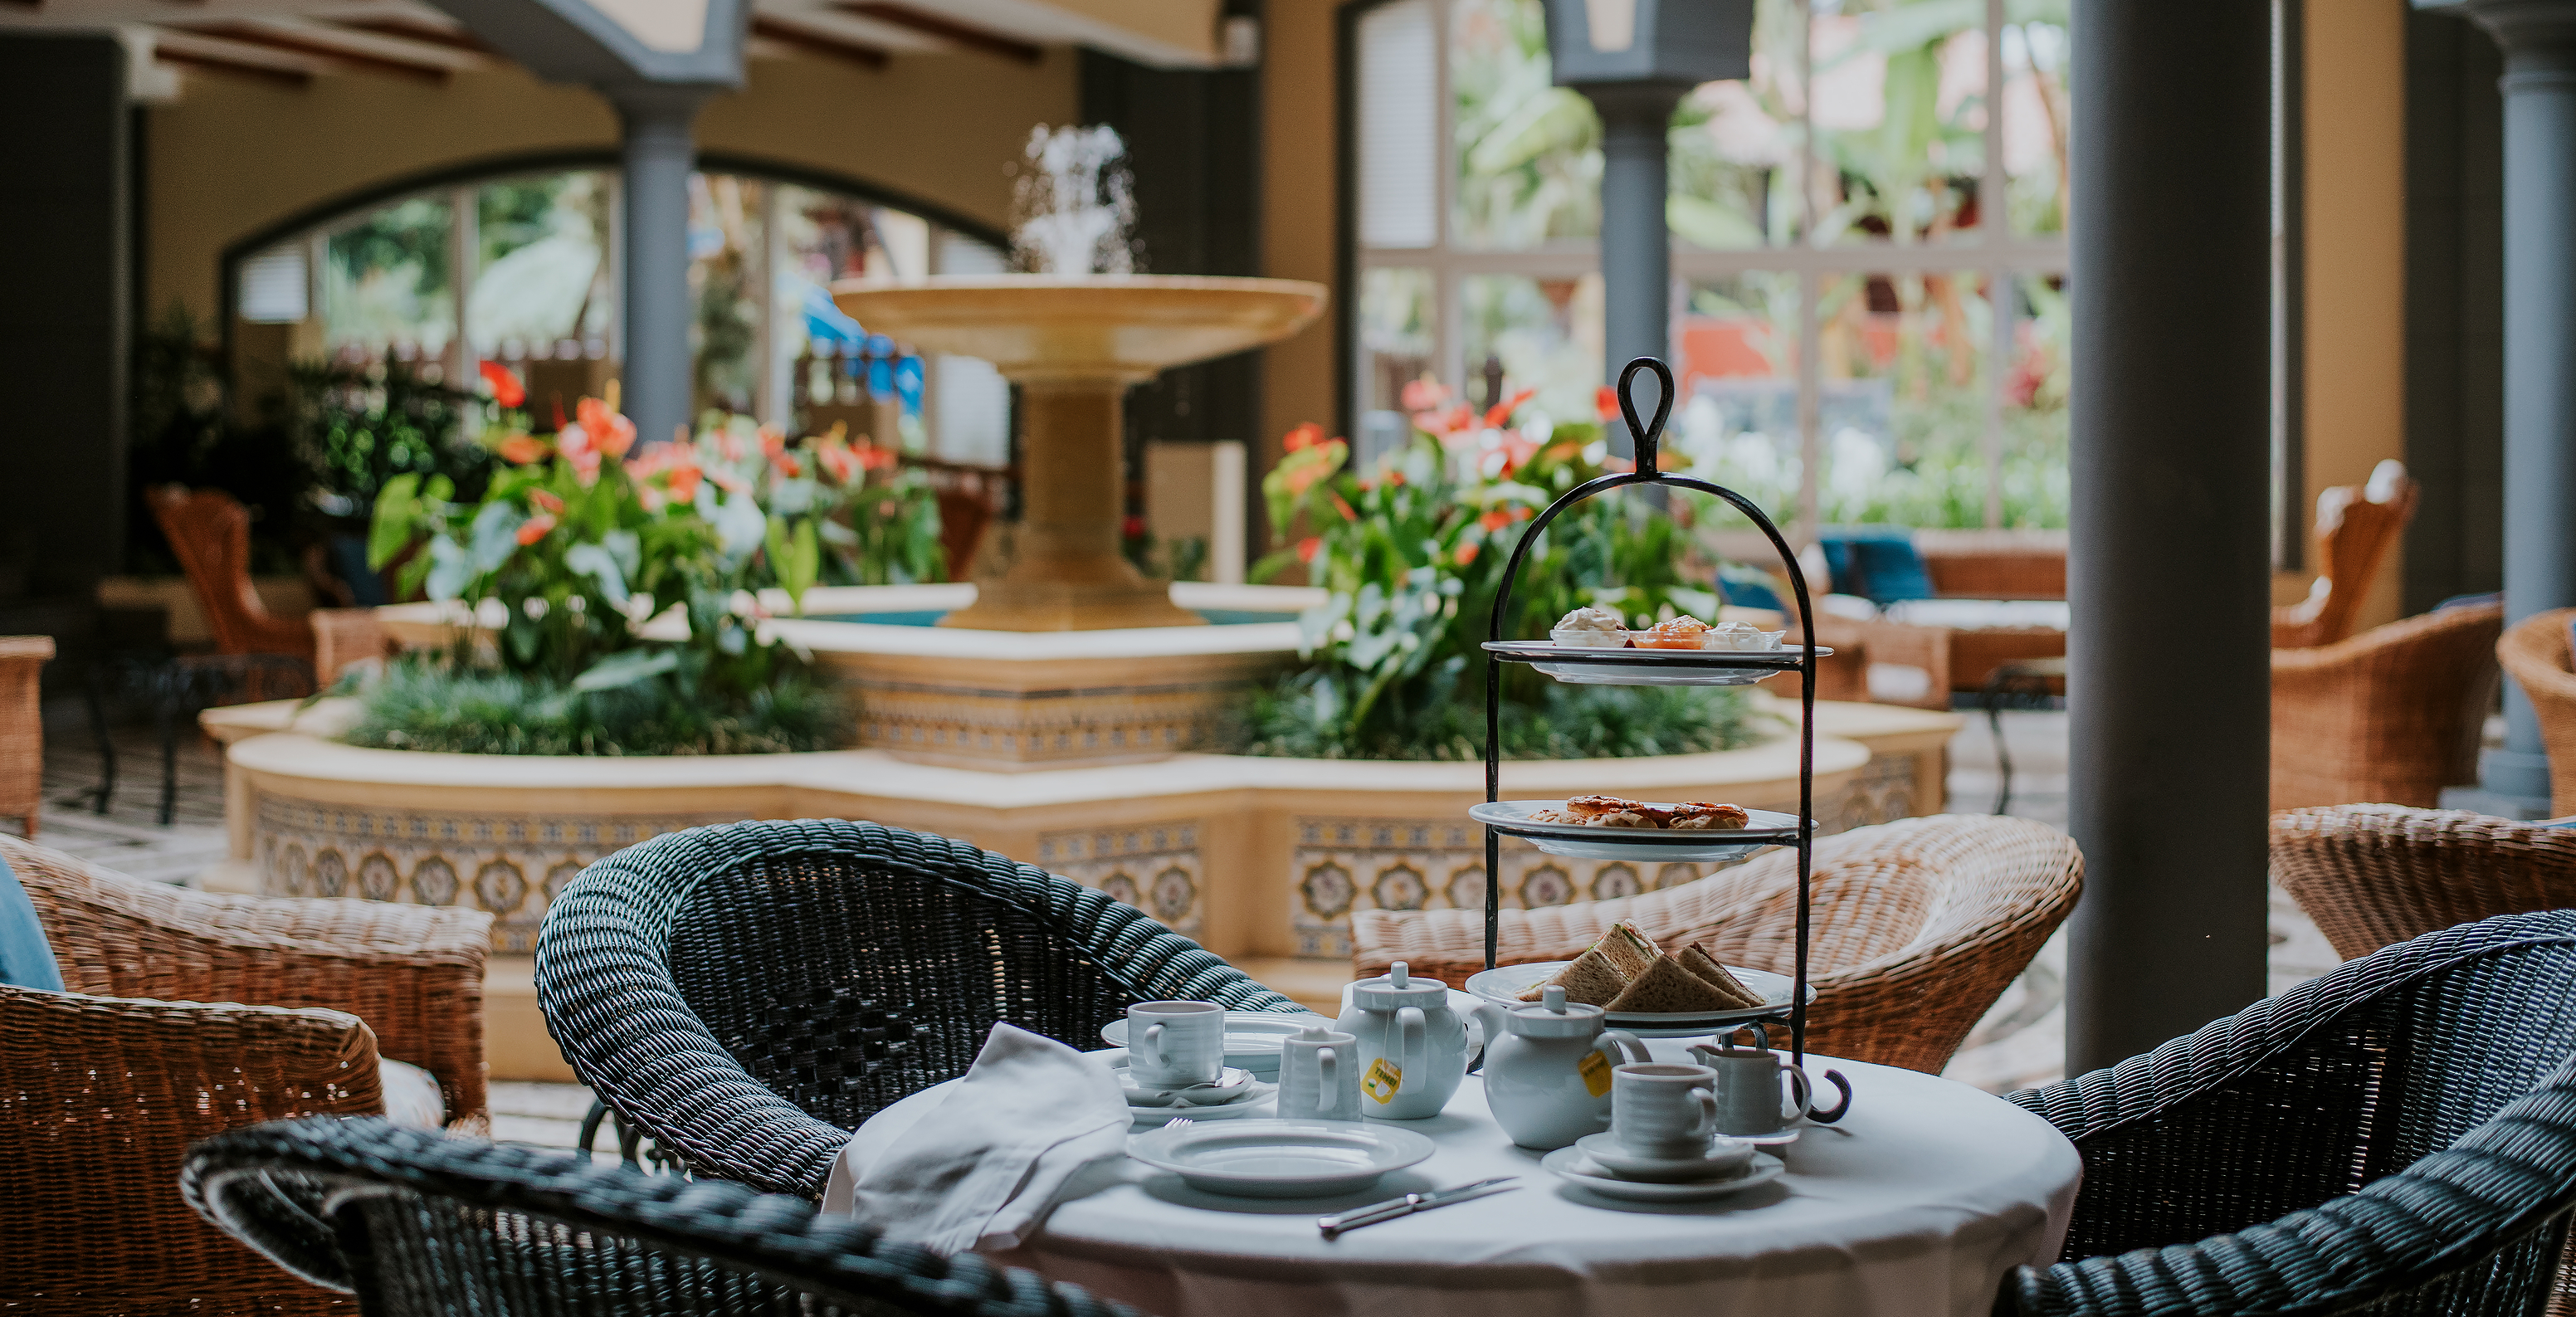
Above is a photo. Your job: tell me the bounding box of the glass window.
[1451,0,1598,250]
[323,194,454,368]
[469,172,612,360]
[1671,0,1808,249]
[2003,7,2070,238]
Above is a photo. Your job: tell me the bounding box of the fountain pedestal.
[832,276,1325,631]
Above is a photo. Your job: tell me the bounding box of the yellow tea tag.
[1578,1048,1613,1098]
[1362,1056,1403,1104]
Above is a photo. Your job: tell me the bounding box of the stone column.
[2064,0,2275,1074]
[2452,0,2576,815]
[607,85,708,450]
[1585,84,1687,464]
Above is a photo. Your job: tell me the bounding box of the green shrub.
[339,658,844,757]
[1243,676,1763,763]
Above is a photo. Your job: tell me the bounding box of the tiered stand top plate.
[1469,801,1804,861]
[1482,639,1833,687]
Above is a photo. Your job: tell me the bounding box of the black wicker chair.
[1998,910,2576,1316]
[182,1117,1151,1317]
[537,818,1304,1198]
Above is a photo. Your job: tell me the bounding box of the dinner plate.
[1468,801,1805,862]
[1540,1147,1786,1202]
[1128,1093,1277,1127]
[1463,961,1808,1033]
[1484,640,1831,688]
[1126,1119,1437,1197]
[1100,1011,1335,1076]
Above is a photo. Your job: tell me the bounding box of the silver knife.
[1317,1178,1520,1238]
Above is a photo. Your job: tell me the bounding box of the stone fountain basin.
[829,276,1327,382]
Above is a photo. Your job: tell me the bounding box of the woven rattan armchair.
[2272,458,2419,649]
[2270,600,2503,812]
[0,634,51,836]
[2271,804,2576,962]
[1997,910,2576,1317]
[0,834,490,1315]
[185,1117,1149,1317]
[1349,814,2083,1073]
[538,818,1302,1199]
[2500,607,2576,817]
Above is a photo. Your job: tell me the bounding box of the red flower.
[1478,509,1515,532]
[1295,536,1322,564]
[1330,494,1359,521]
[495,434,550,465]
[1594,385,1622,422]
[1400,378,1451,412]
[1483,388,1536,430]
[529,489,564,515]
[573,397,637,458]
[856,443,897,471]
[479,360,526,410]
[1454,540,1480,565]
[1283,422,1326,452]
[666,461,703,502]
[515,514,556,546]
[1383,469,1405,487]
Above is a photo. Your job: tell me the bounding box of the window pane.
[1357,266,1436,471]
[1359,0,1440,248]
[1452,0,1598,250]
[2003,9,2070,237]
[1461,271,1603,421]
[690,173,764,417]
[470,172,612,360]
[1812,0,1987,246]
[324,195,453,365]
[1673,0,1808,249]
[2000,272,2070,526]
[1815,270,1992,527]
[1675,273,1803,529]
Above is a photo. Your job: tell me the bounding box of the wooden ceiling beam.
[152,47,312,90]
[832,2,1042,65]
[177,22,452,85]
[749,15,887,71]
[328,17,495,56]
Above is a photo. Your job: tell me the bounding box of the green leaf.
[570,647,680,692]
[564,542,631,605]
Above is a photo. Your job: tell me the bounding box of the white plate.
[1469,801,1804,862]
[1129,1093,1278,1127]
[1100,1011,1334,1076]
[1462,961,1808,1032]
[1127,1119,1437,1197]
[1540,1148,1787,1202]
[1485,640,1830,688]
[1573,1132,1754,1183]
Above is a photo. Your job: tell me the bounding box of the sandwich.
[1673,943,1765,1008]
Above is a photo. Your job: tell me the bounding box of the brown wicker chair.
[309,607,396,687]
[0,835,490,1315]
[2272,459,2419,649]
[0,635,51,836]
[147,485,316,664]
[2270,602,2503,812]
[2271,803,2576,962]
[2498,607,2576,818]
[1349,814,2082,1074]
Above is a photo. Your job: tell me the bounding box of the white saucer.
[1541,1148,1786,1202]
[1129,1093,1276,1127]
[1128,1119,1436,1197]
[1113,1062,1264,1108]
[1573,1132,1754,1183]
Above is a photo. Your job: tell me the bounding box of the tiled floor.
[22,700,2339,1147]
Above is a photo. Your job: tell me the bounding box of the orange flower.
[1383,469,1405,486]
[667,462,703,502]
[1330,493,1359,521]
[1478,509,1515,532]
[1400,378,1450,412]
[1295,536,1322,564]
[573,398,638,458]
[1416,403,1476,439]
[515,515,556,546]
[479,360,526,410]
[529,489,564,515]
[495,434,550,465]
[1454,540,1480,565]
[1282,462,1328,496]
[1283,422,1325,452]
[708,468,749,495]
[814,441,861,484]
[1594,385,1622,422]
[1482,388,1536,430]
[856,442,897,471]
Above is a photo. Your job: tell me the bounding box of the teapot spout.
[1468,1001,1509,1073]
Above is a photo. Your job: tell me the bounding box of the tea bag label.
[1577,1048,1613,1097]
[1362,1056,1403,1103]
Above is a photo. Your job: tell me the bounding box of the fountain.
[832,124,1326,631]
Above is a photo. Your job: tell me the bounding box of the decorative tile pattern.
[1036,821,1204,934]
[846,678,1251,766]
[255,798,743,953]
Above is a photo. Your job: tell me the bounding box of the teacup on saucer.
[1574,1131,1754,1183]
[1115,1062,1261,1108]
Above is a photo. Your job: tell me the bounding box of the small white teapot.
[1472,985,1652,1149]
[1334,961,1471,1119]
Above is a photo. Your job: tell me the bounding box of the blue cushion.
[1818,527,1934,606]
[1716,563,1783,612]
[0,853,63,992]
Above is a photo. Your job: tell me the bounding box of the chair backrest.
[2496,607,2576,817]
[2271,805,2576,962]
[538,818,1300,1197]
[2003,912,2576,1316]
[2273,458,2421,648]
[183,1117,1149,1317]
[148,485,268,652]
[2267,600,2505,812]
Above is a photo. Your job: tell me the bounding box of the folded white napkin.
[821,1022,1131,1252]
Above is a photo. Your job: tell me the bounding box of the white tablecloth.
[869,1040,2081,1317]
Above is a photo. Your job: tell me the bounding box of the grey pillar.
[1583,84,1686,465]
[608,85,709,450]
[2456,0,2576,816]
[2064,0,2274,1075]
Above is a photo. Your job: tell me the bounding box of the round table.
[886,1040,2082,1317]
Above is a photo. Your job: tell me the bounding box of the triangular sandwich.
[1596,920,1661,979]
[1674,943,1765,1008]
[1604,954,1739,1013]
[1515,944,1629,1007]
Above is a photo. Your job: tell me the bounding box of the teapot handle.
[1598,1029,1651,1066]
[1396,1006,1426,1094]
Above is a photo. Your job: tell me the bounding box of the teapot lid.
[1502,984,1604,1037]
[1351,961,1449,1009]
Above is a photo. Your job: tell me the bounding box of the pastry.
[1632,617,1711,650]
[1666,802,1751,831]
[1674,944,1765,1007]
[1584,809,1659,830]
[1605,954,1739,1013]
[1549,606,1629,648]
[1700,620,1784,652]
[1563,794,1636,819]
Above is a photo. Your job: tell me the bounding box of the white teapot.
[1471,985,1652,1149]
[1334,961,1471,1119]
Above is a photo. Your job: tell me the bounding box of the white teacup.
[1127,1001,1226,1088]
[1277,1023,1363,1120]
[1610,1063,1720,1159]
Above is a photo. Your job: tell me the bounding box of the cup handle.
[1691,1085,1720,1142]
[1318,1046,1339,1116]
[1139,1022,1164,1074]
[1396,1006,1425,1094]
[1782,1061,1813,1120]
[1602,1030,1651,1066]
